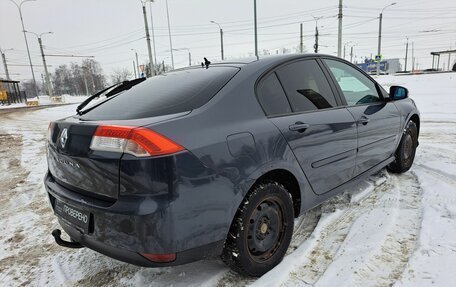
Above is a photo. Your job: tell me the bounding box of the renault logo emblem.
[60,128,68,148]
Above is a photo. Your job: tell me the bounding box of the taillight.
[140,253,176,263]
[90,125,184,157]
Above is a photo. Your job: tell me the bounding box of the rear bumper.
[57,219,224,267]
[44,171,228,266]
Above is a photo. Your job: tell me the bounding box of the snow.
[0,95,87,110]
[0,72,455,286]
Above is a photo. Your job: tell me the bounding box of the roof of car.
[175,54,340,72]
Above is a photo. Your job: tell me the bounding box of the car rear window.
[80,66,239,120]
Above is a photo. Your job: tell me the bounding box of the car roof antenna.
[201,57,211,69]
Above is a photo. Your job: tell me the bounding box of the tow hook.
[52,229,84,249]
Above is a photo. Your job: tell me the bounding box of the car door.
[258,59,358,195]
[321,58,401,176]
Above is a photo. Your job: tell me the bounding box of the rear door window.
[80,67,239,120]
[276,59,337,113]
[257,72,292,116]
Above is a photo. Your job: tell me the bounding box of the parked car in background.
[45,54,419,276]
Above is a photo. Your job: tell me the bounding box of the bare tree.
[51,59,106,96]
[110,68,133,84]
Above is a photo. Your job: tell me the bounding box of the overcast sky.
[1,0,455,82]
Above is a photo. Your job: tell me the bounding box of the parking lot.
[0,72,454,286]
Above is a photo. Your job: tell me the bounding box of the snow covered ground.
[0,73,454,286]
[0,95,88,110]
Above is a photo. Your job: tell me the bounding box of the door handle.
[289,122,310,132]
[357,116,370,125]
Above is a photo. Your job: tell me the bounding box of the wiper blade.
[76,77,147,115]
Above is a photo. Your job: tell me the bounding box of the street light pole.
[376,2,396,76]
[141,1,155,77]
[165,0,175,69]
[25,31,53,97]
[148,0,158,68]
[254,0,258,59]
[9,0,39,98]
[210,21,224,60]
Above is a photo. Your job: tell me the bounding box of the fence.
[0,80,27,105]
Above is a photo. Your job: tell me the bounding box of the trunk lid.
[47,112,189,201]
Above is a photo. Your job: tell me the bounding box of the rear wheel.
[221,181,294,277]
[388,121,418,173]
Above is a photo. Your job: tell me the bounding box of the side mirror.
[389,86,409,101]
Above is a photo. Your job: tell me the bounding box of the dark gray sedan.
[46,54,419,276]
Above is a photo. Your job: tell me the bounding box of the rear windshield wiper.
[76,77,146,115]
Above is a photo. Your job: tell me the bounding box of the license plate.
[55,200,90,233]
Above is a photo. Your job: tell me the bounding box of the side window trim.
[315,58,345,107]
[255,56,354,118]
[256,71,293,116]
[275,58,339,113]
[319,57,386,107]
[273,71,294,113]
[318,58,347,106]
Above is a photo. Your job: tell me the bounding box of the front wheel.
[388,120,418,173]
[221,181,294,277]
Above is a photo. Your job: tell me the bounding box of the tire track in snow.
[415,164,456,185]
[351,172,423,286]
[282,175,392,286]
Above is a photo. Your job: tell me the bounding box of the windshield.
[80,66,239,121]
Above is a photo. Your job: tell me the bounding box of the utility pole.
[165,0,175,69]
[148,0,157,68]
[37,36,53,97]
[25,31,53,97]
[133,61,137,78]
[131,49,139,76]
[412,41,415,71]
[376,3,396,76]
[220,28,224,60]
[300,23,304,53]
[254,0,258,59]
[350,46,354,63]
[1,49,11,80]
[337,0,343,58]
[210,21,224,60]
[82,66,89,96]
[376,12,383,75]
[312,16,321,53]
[10,0,39,98]
[141,1,155,76]
[404,37,409,72]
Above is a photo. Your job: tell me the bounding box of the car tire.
[221,181,294,277]
[388,120,418,173]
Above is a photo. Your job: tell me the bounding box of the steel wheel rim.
[247,197,287,262]
[403,134,413,160]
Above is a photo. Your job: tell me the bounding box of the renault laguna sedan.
[46,54,419,276]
